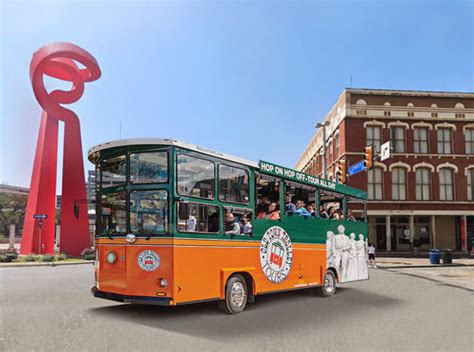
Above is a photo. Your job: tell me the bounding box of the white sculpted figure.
[334,225,350,282]
[356,234,368,279]
[326,231,335,268]
[347,233,358,281]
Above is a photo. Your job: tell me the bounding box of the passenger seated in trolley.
[294,200,311,218]
[240,216,253,236]
[225,212,241,238]
[284,193,296,215]
[257,202,280,220]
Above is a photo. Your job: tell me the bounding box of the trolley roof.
[87,138,367,200]
[87,138,259,167]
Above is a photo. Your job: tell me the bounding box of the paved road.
[1,265,472,352]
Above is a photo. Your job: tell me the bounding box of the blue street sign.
[348,160,366,176]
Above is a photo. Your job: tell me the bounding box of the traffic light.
[336,159,347,184]
[364,146,373,169]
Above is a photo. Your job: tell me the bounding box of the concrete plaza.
[1,264,472,351]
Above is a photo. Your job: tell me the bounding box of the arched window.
[414,127,429,153]
[391,127,406,153]
[415,168,431,201]
[334,133,340,158]
[439,168,454,201]
[468,169,474,201]
[466,129,474,154]
[392,167,407,200]
[366,125,382,153]
[368,168,383,200]
[437,128,452,154]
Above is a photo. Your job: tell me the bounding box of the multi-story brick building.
[295,88,474,253]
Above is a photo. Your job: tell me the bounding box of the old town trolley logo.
[137,250,160,272]
[260,226,293,284]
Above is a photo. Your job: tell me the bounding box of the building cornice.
[346,88,474,99]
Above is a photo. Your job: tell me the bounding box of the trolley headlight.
[159,278,168,288]
[106,251,117,264]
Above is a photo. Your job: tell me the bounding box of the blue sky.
[1,0,473,193]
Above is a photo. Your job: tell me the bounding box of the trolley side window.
[218,164,250,204]
[177,154,215,199]
[177,202,219,234]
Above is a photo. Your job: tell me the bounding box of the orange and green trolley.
[88,138,369,314]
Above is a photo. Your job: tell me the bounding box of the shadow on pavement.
[385,269,474,293]
[88,286,403,341]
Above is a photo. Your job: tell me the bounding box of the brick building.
[295,88,474,253]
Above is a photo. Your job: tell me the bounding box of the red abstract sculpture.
[21,42,101,256]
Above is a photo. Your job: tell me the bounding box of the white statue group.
[326,224,368,283]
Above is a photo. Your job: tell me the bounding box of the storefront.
[368,214,470,252]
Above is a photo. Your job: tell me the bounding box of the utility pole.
[315,121,330,179]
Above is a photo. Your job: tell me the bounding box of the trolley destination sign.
[258,160,367,200]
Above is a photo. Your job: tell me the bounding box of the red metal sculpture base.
[21,42,101,256]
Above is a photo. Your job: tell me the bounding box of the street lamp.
[315,121,330,179]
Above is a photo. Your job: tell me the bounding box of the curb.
[377,264,474,269]
[0,261,94,268]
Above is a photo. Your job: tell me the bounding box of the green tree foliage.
[0,193,27,239]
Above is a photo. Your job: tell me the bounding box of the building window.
[335,133,340,158]
[368,168,383,200]
[415,168,431,201]
[391,127,405,153]
[392,167,407,200]
[407,112,414,117]
[468,169,474,201]
[431,112,438,118]
[366,126,382,153]
[328,141,333,163]
[384,111,391,116]
[437,128,452,154]
[415,216,431,246]
[439,168,454,201]
[414,127,429,154]
[466,129,474,154]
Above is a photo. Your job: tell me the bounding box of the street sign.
[33,214,48,220]
[348,160,366,176]
[381,141,391,161]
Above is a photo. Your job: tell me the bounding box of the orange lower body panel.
[95,238,326,305]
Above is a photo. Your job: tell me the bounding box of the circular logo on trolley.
[260,226,293,284]
[137,250,160,272]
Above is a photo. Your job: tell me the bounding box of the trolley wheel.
[218,274,248,314]
[316,270,337,297]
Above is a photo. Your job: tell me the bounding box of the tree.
[0,193,28,239]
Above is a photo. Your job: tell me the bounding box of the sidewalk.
[376,257,474,268]
[375,257,474,291]
[0,260,94,268]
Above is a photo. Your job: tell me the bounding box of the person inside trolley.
[257,202,280,220]
[225,212,241,238]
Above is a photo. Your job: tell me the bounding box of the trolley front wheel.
[218,274,248,314]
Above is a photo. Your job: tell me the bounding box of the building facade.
[296,88,474,252]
